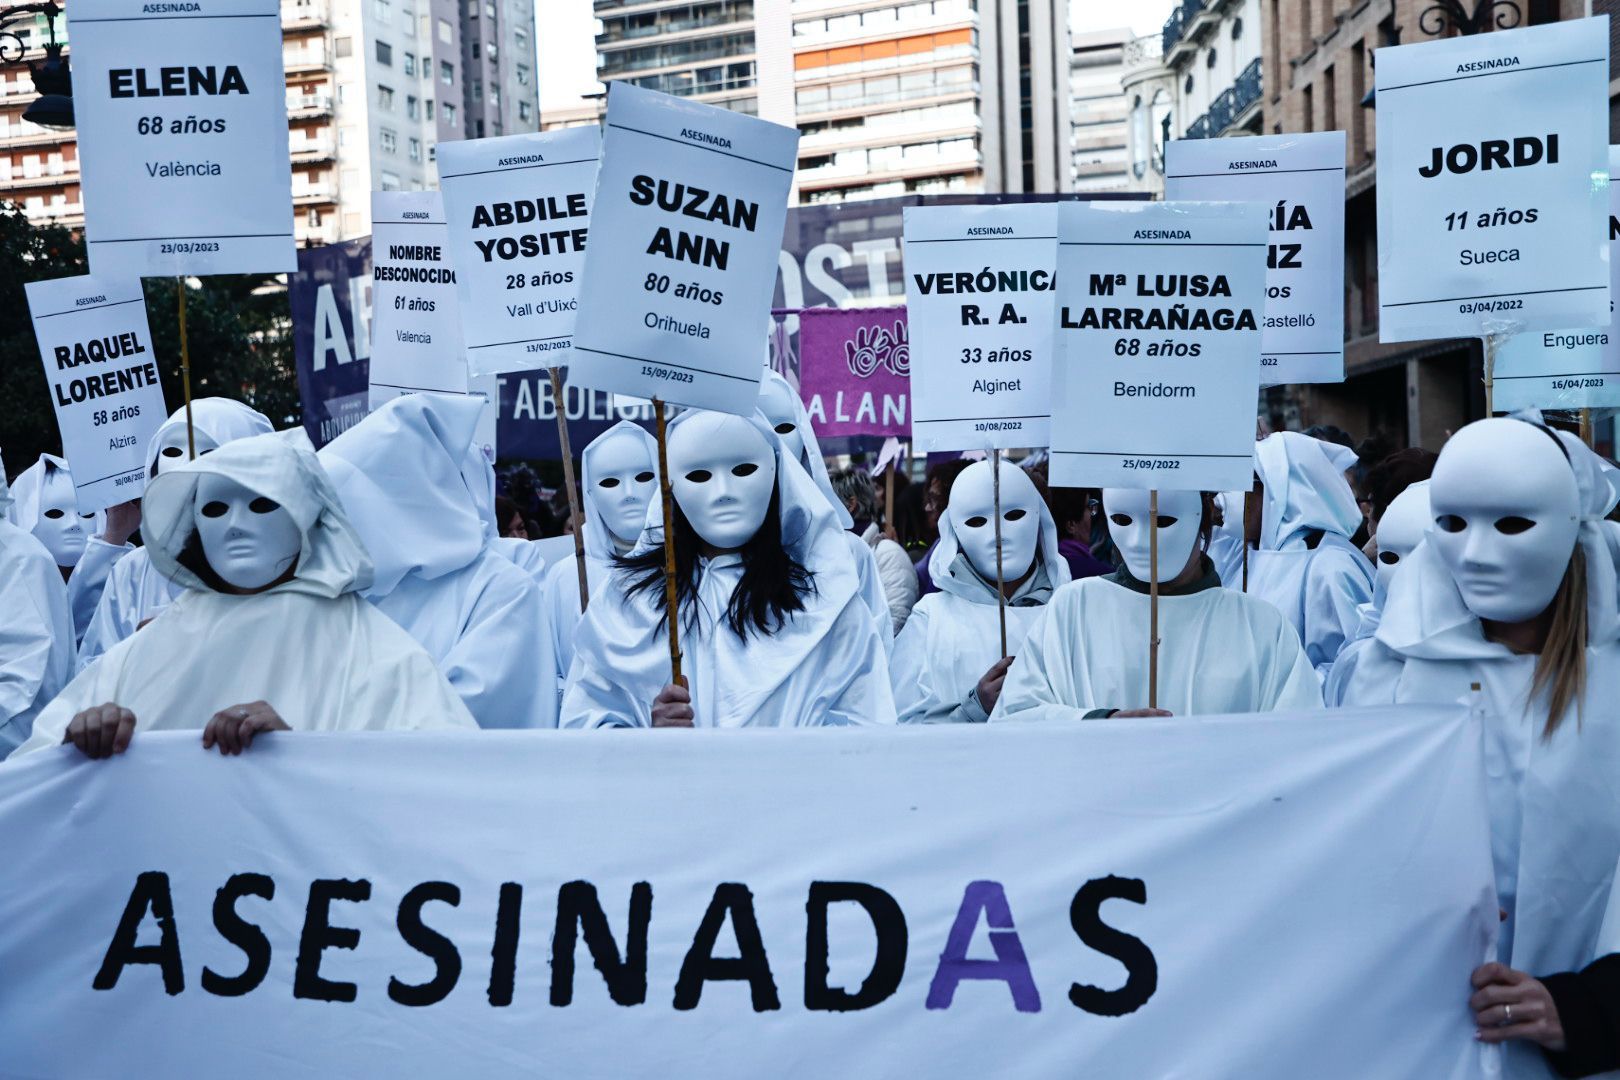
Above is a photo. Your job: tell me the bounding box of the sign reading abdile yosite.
[571,83,799,414]
[67,0,296,278]
[1375,16,1611,342]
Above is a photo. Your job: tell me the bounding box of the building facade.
[1164,0,1263,140]
[1068,26,1130,192]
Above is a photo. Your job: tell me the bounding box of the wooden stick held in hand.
[653,398,684,687]
[549,367,589,610]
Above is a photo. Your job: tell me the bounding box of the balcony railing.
[1208,88,1234,134]
[1162,0,1205,54]
[1184,113,1211,140]
[1232,57,1262,119]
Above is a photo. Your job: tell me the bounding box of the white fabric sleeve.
[66,539,131,642]
[989,589,1089,724]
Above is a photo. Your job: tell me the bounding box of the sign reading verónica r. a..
[1374,16,1611,342]
[902,204,1055,452]
[367,191,469,408]
[1050,200,1267,493]
[66,0,296,278]
[570,83,799,414]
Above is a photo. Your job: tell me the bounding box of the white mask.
[1430,418,1580,625]
[756,377,807,465]
[668,412,777,552]
[33,467,92,567]
[193,473,303,592]
[152,425,221,476]
[586,430,657,548]
[1104,488,1203,582]
[1373,482,1431,593]
[948,461,1042,583]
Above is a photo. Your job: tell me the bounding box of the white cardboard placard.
[367,191,469,408]
[1050,200,1267,493]
[1165,131,1345,385]
[437,128,600,376]
[24,274,167,512]
[902,204,1056,451]
[67,0,296,277]
[1374,16,1610,342]
[1493,144,1620,410]
[570,83,799,414]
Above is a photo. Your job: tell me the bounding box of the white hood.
[580,419,661,564]
[145,397,275,478]
[758,368,853,530]
[928,477,1070,604]
[1254,431,1363,550]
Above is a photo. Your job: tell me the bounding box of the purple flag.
[797,306,910,439]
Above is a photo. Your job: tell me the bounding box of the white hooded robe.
[0,463,75,755]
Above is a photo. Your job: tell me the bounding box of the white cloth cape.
[0,522,75,756]
[319,394,555,730]
[13,431,476,755]
[9,454,104,641]
[561,412,895,728]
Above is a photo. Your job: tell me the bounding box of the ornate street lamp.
[1,1,71,128]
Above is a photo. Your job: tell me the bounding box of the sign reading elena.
[1374,17,1611,342]
[438,128,600,376]
[66,0,296,278]
[571,83,799,414]
[1165,131,1345,385]
[1051,201,1266,493]
[366,191,469,408]
[902,205,1055,451]
[24,274,167,512]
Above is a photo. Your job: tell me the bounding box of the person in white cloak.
[460,444,550,587]
[561,408,895,728]
[992,487,1321,721]
[73,399,276,670]
[1245,431,1375,681]
[0,460,75,755]
[892,459,1069,723]
[1207,490,1249,588]
[13,430,476,758]
[8,454,97,585]
[757,369,894,651]
[1338,418,1620,1080]
[319,393,556,730]
[541,420,661,701]
[1321,481,1430,707]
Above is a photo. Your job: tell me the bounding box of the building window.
[488,43,497,64]
[473,78,482,101]
[1231,17,1243,40]
[443,101,455,124]
[380,127,397,153]
[437,17,451,43]
[489,86,498,106]
[380,170,401,191]
[377,84,394,109]
[485,1,494,17]
[426,98,434,119]
[440,60,454,84]
[337,83,349,103]
[1205,48,1216,68]
[307,208,321,227]
[406,94,419,119]
[515,63,528,86]
[472,42,480,59]
[335,35,352,57]
[518,99,531,122]
[403,51,415,75]
[373,0,388,20]
[428,142,436,161]
[514,27,526,51]
[1183,74,1193,93]
[402,7,414,36]
[476,119,485,137]
[376,40,392,66]
[408,137,421,162]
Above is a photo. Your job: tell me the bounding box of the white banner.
[67,0,296,278]
[1493,144,1620,411]
[0,709,1496,1079]
[1050,200,1267,492]
[1165,131,1346,385]
[571,83,799,414]
[437,128,600,376]
[24,274,167,512]
[367,191,469,408]
[1375,17,1611,342]
[902,204,1056,451]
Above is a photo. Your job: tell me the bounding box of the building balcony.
[290,138,335,162]
[283,50,331,74]
[1208,87,1234,135]
[1184,113,1211,140]
[1229,57,1262,128]
[20,200,82,225]
[281,0,327,30]
[1,165,75,188]
[1162,0,1205,59]
[0,124,75,148]
[286,92,333,117]
[292,185,336,205]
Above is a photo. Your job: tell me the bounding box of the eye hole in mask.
[731,463,760,477]
[1378,551,1401,566]
[161,446,185,459]
[635,471,654,483]
[963,515,989,528]
[773,423,796,435]
[1495,516,1536,535]
[1110,513,1133,528]
[1436,514,1466,533]
[249,497,280,514]
[685,470,713,484]
[1156,516,1179,528]
[1004,508,1027,522]
[201,501,228,518]
[43,508,64,520]
[599,477,622,489]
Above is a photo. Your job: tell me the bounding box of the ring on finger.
[1504,1004,1513,1023]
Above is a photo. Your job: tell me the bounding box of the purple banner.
[797,306,909,439]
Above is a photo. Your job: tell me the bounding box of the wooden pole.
[1240,490,1253,593]
[991,448,1007,657]
[653,398,683,687]
[1580,407,1594,448]
[1482,335,1496,417]
[549,367,589,610]
[177,277,196,459]
[883,464,895,538]
[1149,489,1160,710]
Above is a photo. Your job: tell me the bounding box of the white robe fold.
[0,522,75,755]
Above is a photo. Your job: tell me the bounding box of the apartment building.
[1069,26,1130,192]
[1162,0,1263,139]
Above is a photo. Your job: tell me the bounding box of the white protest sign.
[1165,131,1345,385]
[438,128,600,376]
[1493,144,1620,410]
[902,204,1055,452]
[571,83,798,414]
[1051,201,1267,492]
[67,0,295,278]
[0,709,1494,1079]
[24,275,167,512]
[1375,16,1610,342]
[367,191,469,408]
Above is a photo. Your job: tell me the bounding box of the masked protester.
[1246,432,1376,681]
[892,460,1069,723]
[74,399,275,670]
[561,409,894,728]
[13,431,476,758]
[0,457,75,755]
[8,454,98,586]
[541,421,661,702]
[319,394,556,730]
[1322,481,1430,706]
[462,450,549,587]
[994,487,1320,721]
[1337,418,1620,1079]
[756,370,895,653]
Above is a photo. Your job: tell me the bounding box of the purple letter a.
[925,881,1041,1013]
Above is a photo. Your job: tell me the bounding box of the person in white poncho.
[12,430,475,759]
[561,408,894,729]
[891,459,1068,723]
[993,487,1320,721]
[0,457,75,755]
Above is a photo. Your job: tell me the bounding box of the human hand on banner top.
[202,701,291,756]
[101,500,141,547]
[62,703,137,759]
[975,657,1013,715]
[1114,709,1174,719]
[1470,963,1566,1051]
[651,683,694,728]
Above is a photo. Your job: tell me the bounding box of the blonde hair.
[1531,545,1588,739]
